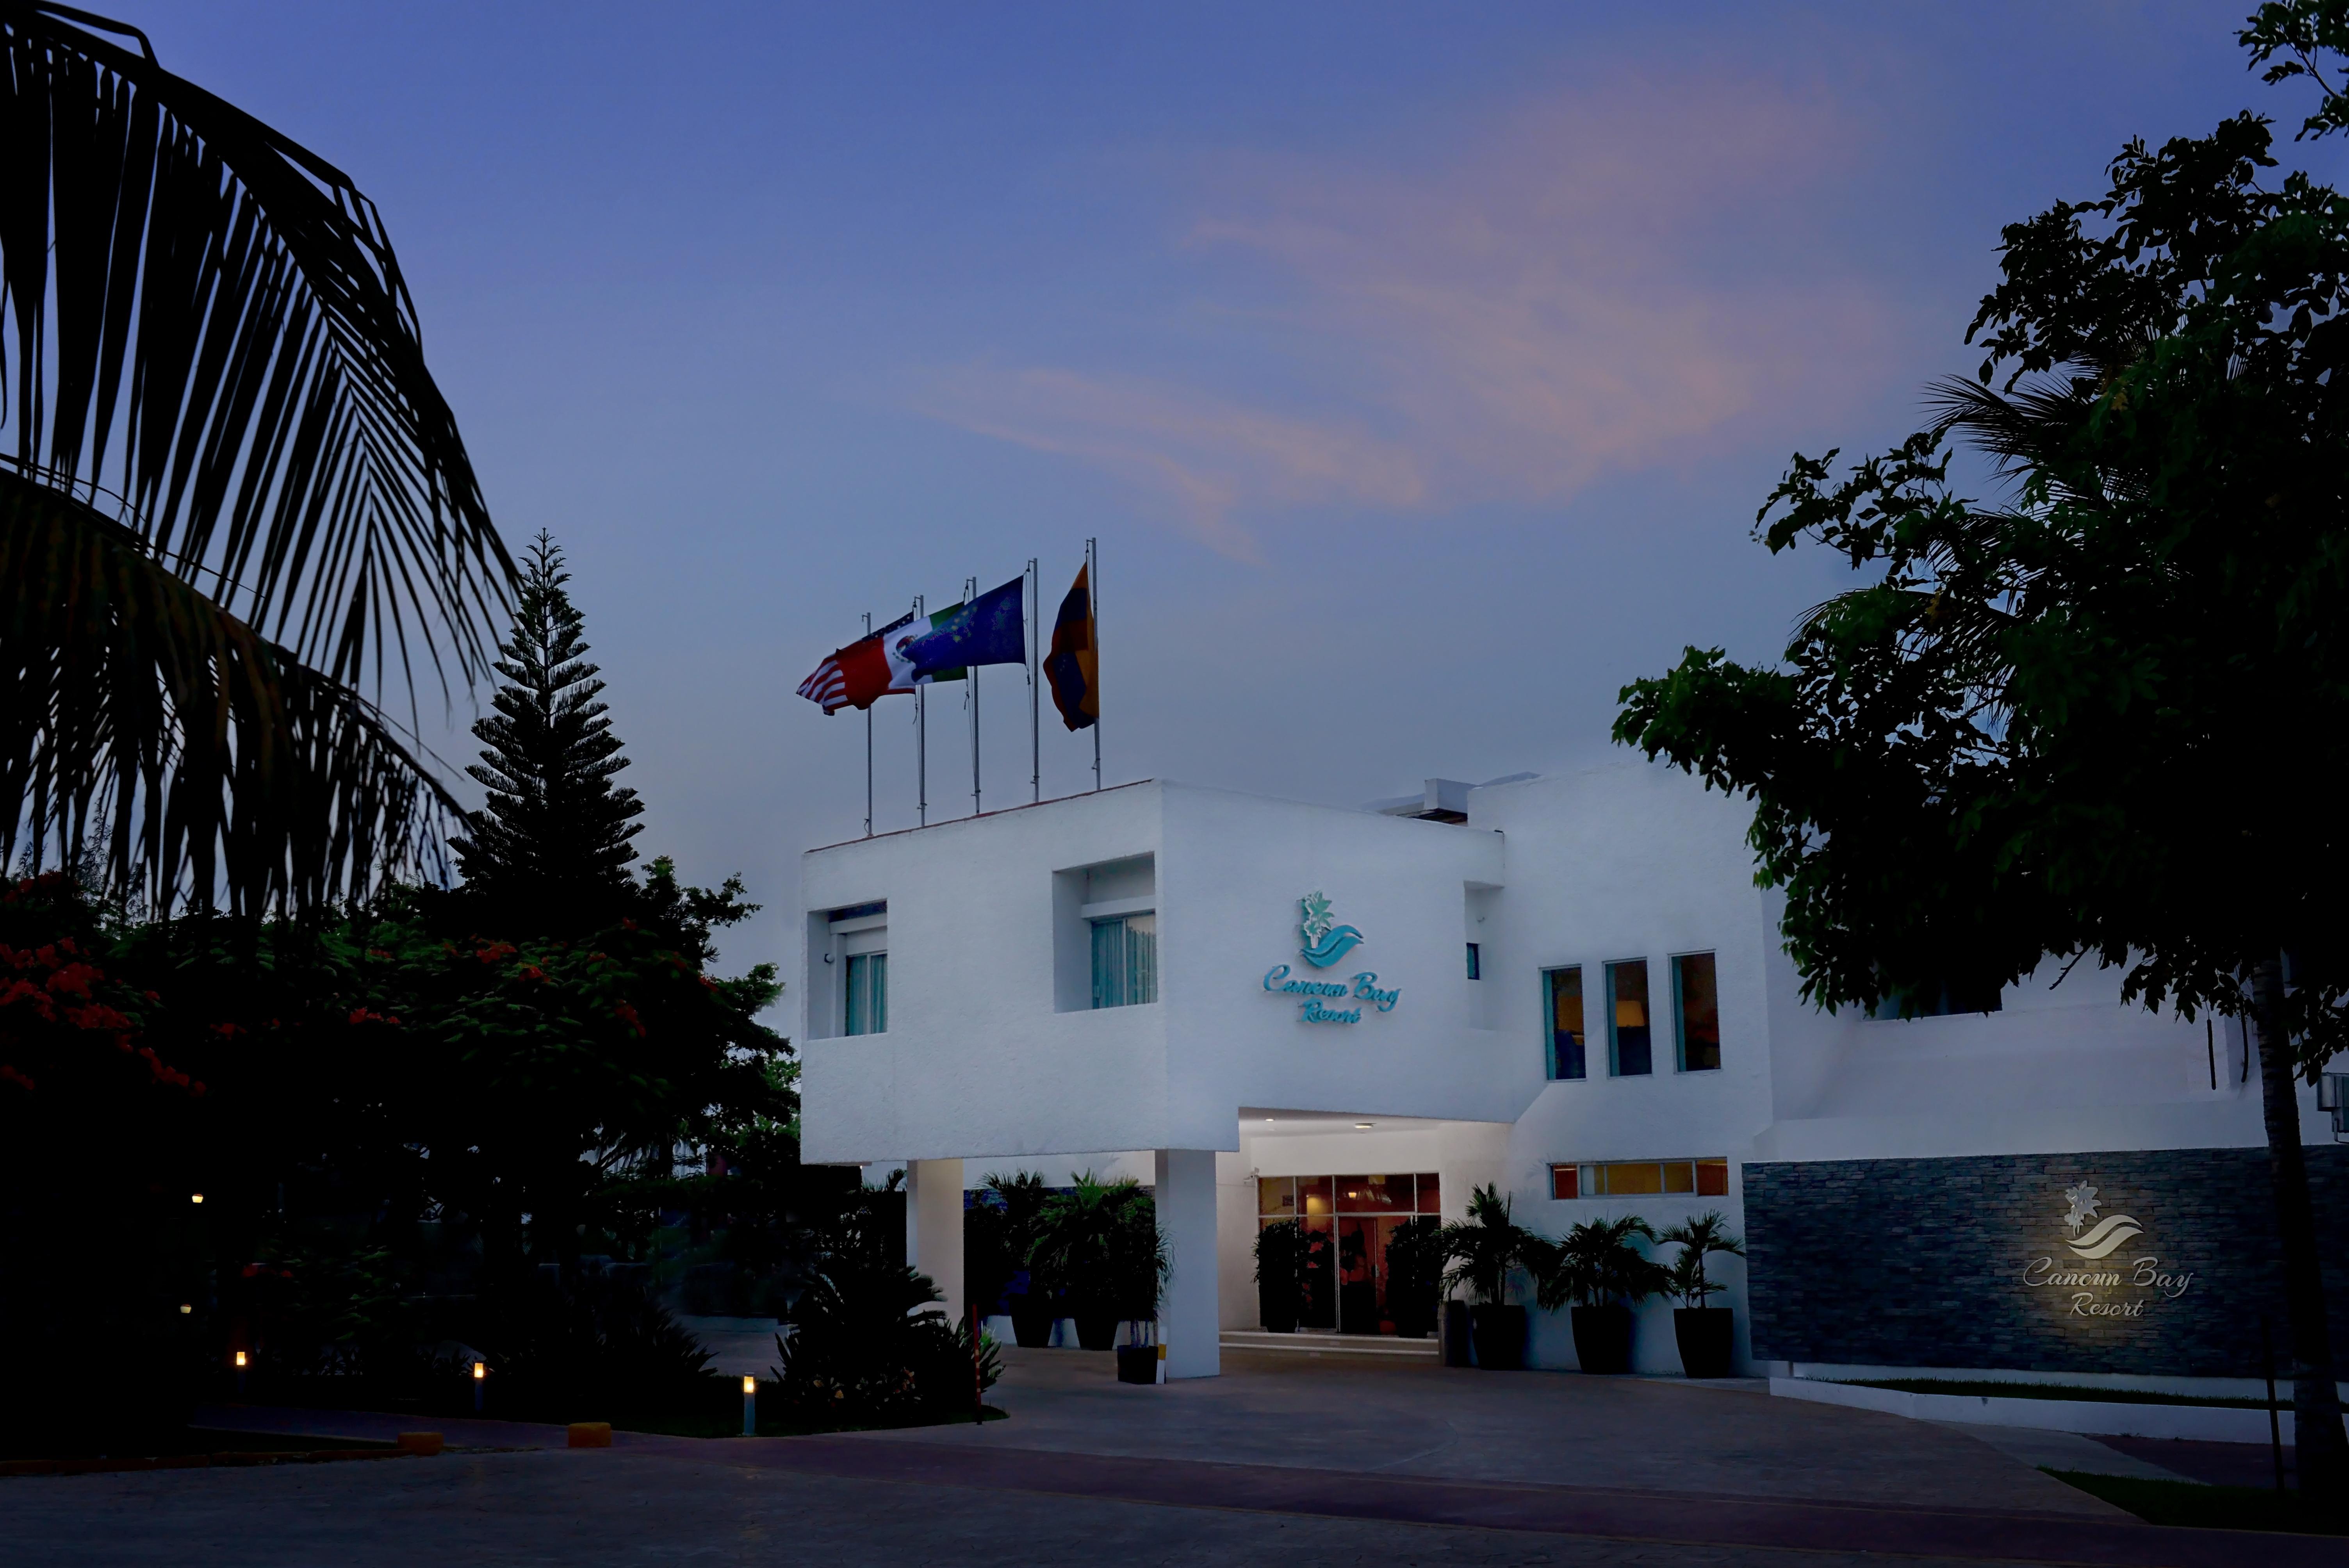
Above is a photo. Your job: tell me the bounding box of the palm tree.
[1655,1212,1745,1308]
[2,4,510,915]
[1436,1183,1545,1308]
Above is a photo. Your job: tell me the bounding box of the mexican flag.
[882,601,965,693]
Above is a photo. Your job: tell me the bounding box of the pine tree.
[452,533,643,933]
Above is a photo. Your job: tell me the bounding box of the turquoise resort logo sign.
[1262,892,1400,1024]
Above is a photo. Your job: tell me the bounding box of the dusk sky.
[134,2,2347,983]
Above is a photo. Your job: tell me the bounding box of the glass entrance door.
[1259,1172,1440,1333]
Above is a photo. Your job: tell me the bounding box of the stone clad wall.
[1745,1147,2349,1376]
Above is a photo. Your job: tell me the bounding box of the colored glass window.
[1546,967,1586,1081]
[1607,960,1651,1076]
[1465,942,1481,980]
[1550,1164,1578,1200]
[1674,952,1721,1071]
[1697,1159,1730,1196]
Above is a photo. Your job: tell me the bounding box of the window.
[844,951,888,1035]
[1552,1158,1729,1199]
[1673,952,1721,1072]
[1607,959,1651,1076]
[1465,942,1481,981]
[1545,967,1586,1081]
[1870,980,2003,1019]
[1090,912,1157,1008]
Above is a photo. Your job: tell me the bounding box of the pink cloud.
[919,70,1896,554]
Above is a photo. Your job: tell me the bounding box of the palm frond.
[0,468,459,913]
[1,2,512,709]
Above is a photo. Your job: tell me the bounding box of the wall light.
[234,1351,247,1368]
[190,1193,204,1204]
[179,1304,192,1315]
[1354,1122,1374,1129]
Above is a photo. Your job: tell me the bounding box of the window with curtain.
[845,951,888,1035]
[1090,912,1157,1008]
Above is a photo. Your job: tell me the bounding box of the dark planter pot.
[1258,1279,1298,1332]
[1570,1304,1633,1374]
[1009,1296,1056,1349]
[1441,1300,1473,1366]
[1673,1307,1735,1379]
[1469,1304,1527,1370]
[1075,1312,1120,1351]
[1115,1344,1158,1384]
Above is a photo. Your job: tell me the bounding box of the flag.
[882,602,965,691]
[901,576,1025,678]
[1045,563,1096,731]
[797,610,917,714]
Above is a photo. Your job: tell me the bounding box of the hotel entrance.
[1257,1172,1441,1334]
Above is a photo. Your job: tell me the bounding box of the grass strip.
[2042,1469,2341,1534]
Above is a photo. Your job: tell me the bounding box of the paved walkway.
[1,1347,2332,1566]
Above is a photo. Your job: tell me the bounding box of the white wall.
[798,759,2316,1376]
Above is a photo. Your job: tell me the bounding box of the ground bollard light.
[233,1350,247,1399]
[473,1360,486,1413]
[741,1376,756,1436]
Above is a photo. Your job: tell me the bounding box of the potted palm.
[984,1172,1057,1348]
[1657,1212,1744,1378]
[1253,1220,1303,1332]
[1028,1171,1148,1353]
[1437,1185,1545,1370]
[1539,1216,1666,1374]
[1110,1196,1171,1385]
[1384,1217,1444,1339]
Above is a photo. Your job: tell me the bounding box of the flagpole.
[1088,536,1101,792]
[862,610,873,837]
[967,574,981,818]
[915,594,927,828]
[1027,557,1040,805]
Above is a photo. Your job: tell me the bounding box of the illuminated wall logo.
[1297,892,1363,968]
[1260,892,1399,1025]
[2059,1183,2145,1260]
[2023,1182,2192,1320]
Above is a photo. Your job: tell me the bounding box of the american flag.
[797,610,914,714]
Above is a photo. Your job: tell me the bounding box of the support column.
[1155,1148,1220,1379]
[905,1158,964,1326]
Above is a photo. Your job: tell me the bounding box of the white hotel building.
[797,764,2319,1382]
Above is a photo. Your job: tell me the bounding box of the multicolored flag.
[797,609,917,714]
[1045,563,1096,731]
[901,576,1025,678]
[883,601,965,691]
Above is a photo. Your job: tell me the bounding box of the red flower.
[0,1064,34,1091]
[518,966,547,983]
[614,1001,644,1037]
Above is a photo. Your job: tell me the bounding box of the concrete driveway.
[0,1347,2323,1567]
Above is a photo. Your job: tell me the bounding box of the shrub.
[773,1254,998,1420]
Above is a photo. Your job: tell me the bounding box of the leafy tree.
[452,533,643,935]
[0,871,209,1442]
[1,4,510,915]
[1615,6,2349,1491]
